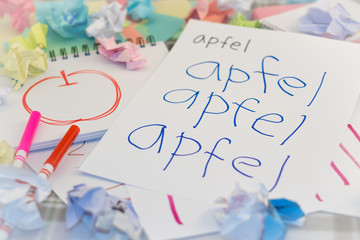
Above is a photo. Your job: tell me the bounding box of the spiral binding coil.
[259,20,285,31]
[48,35,156,61]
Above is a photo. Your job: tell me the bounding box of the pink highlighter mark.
[330,161,350,185]
[315,193,323,202]
[348,124,360,142]
[167,195,183,225]
[339,143,360,169]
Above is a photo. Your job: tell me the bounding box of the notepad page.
[0,42,168,151]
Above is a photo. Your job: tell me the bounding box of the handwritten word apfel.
[128,123,289,192]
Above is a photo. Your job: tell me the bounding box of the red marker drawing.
[38,125,80,180]
[13,111,41,168]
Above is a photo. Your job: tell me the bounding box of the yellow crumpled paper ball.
[0,41,48,90]
[9,22,48,50]
[0,140,15,164]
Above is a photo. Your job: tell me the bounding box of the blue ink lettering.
[252,113,284,137]
[186,61,221,81]
[232,156,261,178]
[232,98,260,127]
[254,55,279,93]
[202,138,231,177]
[163,132,202,171]
[308,72,326,107]
[269,155,290,192]
[280,115,307,145]
[128,124,166,153]
[222,65,250,92]
[163,89,200,109]
[193,92,229,128]
[277,76,306,96]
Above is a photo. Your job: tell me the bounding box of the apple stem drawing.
[59,70,78,87]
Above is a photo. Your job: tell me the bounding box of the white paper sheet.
[80,20,360,213]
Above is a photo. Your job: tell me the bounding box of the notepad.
[80,19,360,213]
[0,41,168,151]
[260,0,360,32]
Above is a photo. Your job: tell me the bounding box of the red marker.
[38,125,80,180]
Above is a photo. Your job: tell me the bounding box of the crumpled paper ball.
[0,41,47,90]
[298,0,360,40]
[214,183,269,240]
[0,140,15,164]
[97,37,146,70]
[66,184,143,240]
[229,13,261,28]
[44,0,89,38]
[0,165,51,207]
[86,2,127,39]
[126,0,155,22]
[0,0,35,32]
[0,165,52,239]
[186,0,235,24]
[95,200,143,240]
[214,182,305,240]
[9,22,48,50]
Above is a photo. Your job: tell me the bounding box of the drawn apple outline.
[22,70,121,126]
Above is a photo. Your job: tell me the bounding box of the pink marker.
[13,111,41,168]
